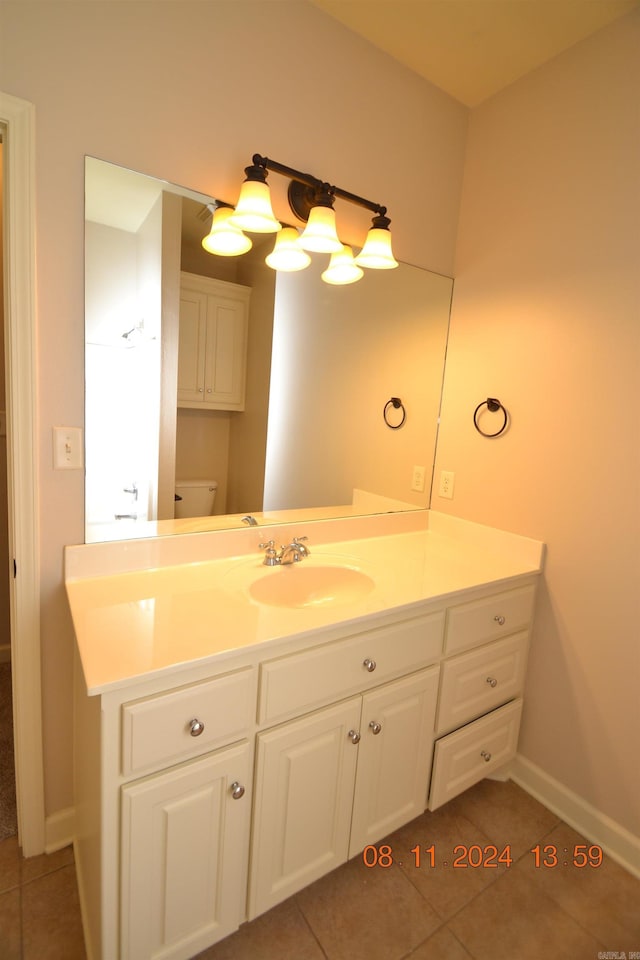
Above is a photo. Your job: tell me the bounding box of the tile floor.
[1,779,638,959]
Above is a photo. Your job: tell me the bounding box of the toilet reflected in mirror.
[174,481,218,519]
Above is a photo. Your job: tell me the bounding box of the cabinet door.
[121,742,251,960]
[349,667,439,857]
[249,698,361,920]
[177,289,207,404]
[203,294,247,409]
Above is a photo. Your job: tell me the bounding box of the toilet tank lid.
[175,480,218,490]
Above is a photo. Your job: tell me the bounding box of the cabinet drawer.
[122,669,254,776]
[428,698,523,811]
[436,631,528,735]
[445,583,536,655]
[258,611,444,725]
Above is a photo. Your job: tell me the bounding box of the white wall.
[434,10,640,838]
[0,1,467,816]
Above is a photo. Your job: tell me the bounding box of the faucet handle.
[259,540,280,566]
[292,536,310,555]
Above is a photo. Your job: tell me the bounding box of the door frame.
[1,90,45,856]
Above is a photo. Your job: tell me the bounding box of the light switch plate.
[53,426,83,469]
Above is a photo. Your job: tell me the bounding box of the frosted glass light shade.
[228,180,281,233]
[201,207,252,256]
[321,244,364,285]
[355,227,399,269]
[265,227,311,272]
[298,206,343,253]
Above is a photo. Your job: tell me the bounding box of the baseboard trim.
[511,754,640,880]
[45,806,75,854]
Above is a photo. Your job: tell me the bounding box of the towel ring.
[383,397,406,429]
[473,398,508,438]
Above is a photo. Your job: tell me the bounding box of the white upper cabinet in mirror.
[84,157,453,543]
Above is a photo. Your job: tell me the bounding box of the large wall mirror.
[84,157,453,543]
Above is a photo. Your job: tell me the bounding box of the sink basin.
[247,564,375,609]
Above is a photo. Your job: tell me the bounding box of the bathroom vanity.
[66,511,544,960]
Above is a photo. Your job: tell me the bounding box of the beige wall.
[434,11,640,836]
[0,1,467,815]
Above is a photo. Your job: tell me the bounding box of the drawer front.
[122,668,254,776]
[258,611,444,725]
[428,698,523,811]
[445,583,536,655]
[436,631,529,735]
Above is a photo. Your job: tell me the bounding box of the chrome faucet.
[259,536,310,566]
[280,536,310,565]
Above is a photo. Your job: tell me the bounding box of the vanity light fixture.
[201,204,253,256]
[203,153,398,279]
[228,159,282,233]
[265,226,312,272]
[321,244,364,285]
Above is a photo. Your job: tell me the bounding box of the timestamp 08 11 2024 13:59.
[362,842,605,870]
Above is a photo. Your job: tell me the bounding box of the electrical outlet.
[438,470,455,499]
[411,465,426,492]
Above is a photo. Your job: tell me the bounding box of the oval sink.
[248,565,375,609]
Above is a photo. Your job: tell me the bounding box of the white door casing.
[0,90,45,856]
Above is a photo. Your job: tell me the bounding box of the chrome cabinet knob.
[480,750,492,762]
[348,729,361,744]
[369,721,382,735]
[230,781,245,799]
[486,677,498,688]
[494,615,505,626]
[363,658,377,673]
[189,718,205,737]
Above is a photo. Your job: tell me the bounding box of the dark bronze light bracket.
[245,154,392,229]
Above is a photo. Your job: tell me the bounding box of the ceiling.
[309,0,638,106]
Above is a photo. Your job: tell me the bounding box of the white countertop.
[65,512,545,696]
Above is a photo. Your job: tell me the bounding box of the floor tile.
[517,820,640,948]
[21,843,75,884]
[21,862,86,960]
[195,897,326,960]
[406,925,474,959]
[447,778,560,859]
[387,804,508,920]
[296,854,441,960]
[0,886,21,960]
[448,866,603,960]
[0,835,21,893]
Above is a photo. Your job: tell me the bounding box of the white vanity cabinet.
[249,666,440,919]
[70,544,540,960]
[428,581,536,810]
[73,664,257,960]
[177,272,250,411]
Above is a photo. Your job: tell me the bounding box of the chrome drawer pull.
[369,721,382,735]
[363,658,377,673]
[480,750,492,762]
[486,677,498,688]
[230,781,245,800]
[494,615,506,626]
[189,718,205,737]
[348,729,361,744]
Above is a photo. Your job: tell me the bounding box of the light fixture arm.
[251,153,388,222]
